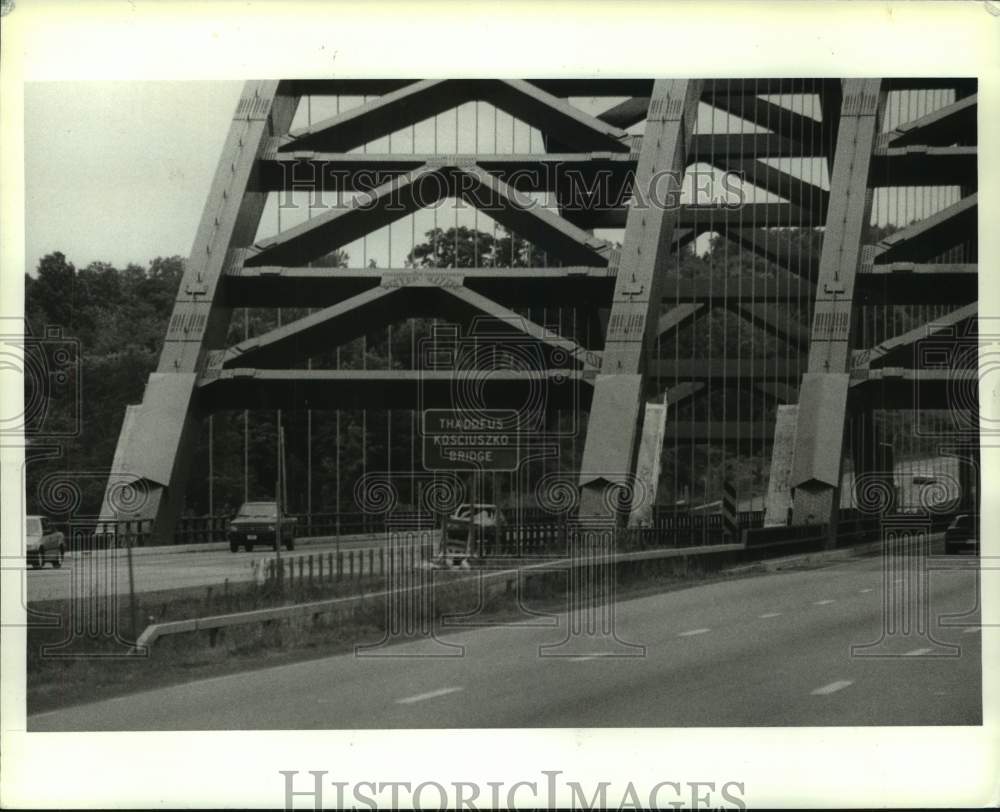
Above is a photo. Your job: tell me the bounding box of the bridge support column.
[99,374,202,546]
[788,80,885,547]
[578,79,703,520]
[99,82,297,545]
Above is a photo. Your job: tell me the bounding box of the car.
[444,503,507,555]
[944,513,978,555]
[227,501,296,552]
[26,515,65,569]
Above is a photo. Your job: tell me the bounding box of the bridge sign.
[421,409,520,471]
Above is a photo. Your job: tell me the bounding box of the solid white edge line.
[395,686,463,705]
[811,680,853,696]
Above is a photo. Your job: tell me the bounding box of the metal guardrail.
[76,517,229,548]
[63,506,906,552]
[134,539,746,651]
[490,522,734,556]
[244,522,739,586]
[249,540,437,587]
[131,508,957,651]
[56,507,765,549]
[743,511,959,549]
[649,509,765,531]
[744,522,830,549]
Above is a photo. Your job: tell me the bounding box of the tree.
[405,225,550,268]
[24,219,943,521]
[23,254,187,519]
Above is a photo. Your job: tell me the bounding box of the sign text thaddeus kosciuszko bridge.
[422,409,520,471]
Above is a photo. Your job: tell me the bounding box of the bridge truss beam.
[100,77,978,543]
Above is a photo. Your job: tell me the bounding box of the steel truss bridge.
[100,78,979,546]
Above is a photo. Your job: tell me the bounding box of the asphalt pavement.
[23,532,425,602]
[27,552,982,730]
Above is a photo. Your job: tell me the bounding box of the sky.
[23,80,949,275]
[25,81,243,271]
[22,82,788,273]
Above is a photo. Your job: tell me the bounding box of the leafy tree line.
[24,222,953,521]
[24,253,184,519]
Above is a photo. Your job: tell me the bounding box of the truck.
[442,503,508,559]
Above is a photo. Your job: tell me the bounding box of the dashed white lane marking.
[811,680,853,696]
[814,599,836,605]
[859,588,873,593]
[570,656,599,661]
[904,647,933,656]
[396,687,463,705]
[962,626,981,635]
[678,628,711,637]
[759,612,782,619]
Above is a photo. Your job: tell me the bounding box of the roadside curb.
[756,540,883,571]
[725,543,882,575]
[725,534,942,575]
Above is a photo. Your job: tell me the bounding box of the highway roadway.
[28,552,982,730]
[23,533,427,602]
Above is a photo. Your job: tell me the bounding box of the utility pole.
[208,415,214,518]
[117,510,138,646]
[274,421,286,588]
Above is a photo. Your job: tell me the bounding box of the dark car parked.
[944,513,978,555]
[228,501,296,552]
